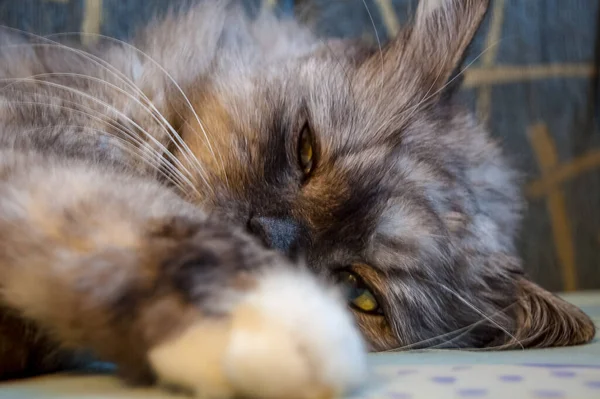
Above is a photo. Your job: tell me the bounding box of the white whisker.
[9,71,208,183]
[434,282,524,350]
[383,324,476,352]
[5,99,201,199]
[0,40,210,188]
[10,92,173,170]
[361,0,385,103]
[48,32,226,184]
[0,77,213,193]
[19,124,190,196]
[384,293,525,352]
[0,27,213,195]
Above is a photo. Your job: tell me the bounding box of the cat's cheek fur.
[148,269,367,399]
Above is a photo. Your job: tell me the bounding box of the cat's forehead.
[199,46,453,250]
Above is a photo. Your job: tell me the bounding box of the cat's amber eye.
[298,124,314,175]
[336,271,381,314]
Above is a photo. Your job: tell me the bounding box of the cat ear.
[409,0,488,92]
[505,278,595,348]
[358,0,488,105]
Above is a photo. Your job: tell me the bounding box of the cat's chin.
[148,268,368,399]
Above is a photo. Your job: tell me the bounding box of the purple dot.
[432,376,457,384]
[585,381,600,389]
[396,369,417,376]
[532,390,565,398]
[457,388,488,397]
[551,370,576,378]
[499,375,523,382]
[388,392,412,399]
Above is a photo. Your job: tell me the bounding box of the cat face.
[167,0,594,351]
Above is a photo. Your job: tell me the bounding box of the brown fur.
[507,279,597,348]
[0,0,594,383]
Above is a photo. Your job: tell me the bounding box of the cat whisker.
[8,71,208,185]
[0,28,147,105]
[427,302,523,351]
[0,77,213,196]
[0,39,210,194]
[0,28,213,195]
[384,292,526,352]
[8,91,168,168]
[361,0,385,104]
[48,32,227,188]
[5,98,200,198]
[431,281,525,350]
[382,324,477,352]
[19,124,192,196]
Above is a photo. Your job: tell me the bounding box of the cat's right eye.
[336,270,382,314]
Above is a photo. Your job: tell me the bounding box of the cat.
[0,0,595,398]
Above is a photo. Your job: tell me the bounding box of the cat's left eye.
[298,123,314,175]
[336,270,382,314]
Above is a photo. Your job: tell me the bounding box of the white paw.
[148,269,367,399]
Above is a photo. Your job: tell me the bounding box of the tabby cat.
[0,0,594,398]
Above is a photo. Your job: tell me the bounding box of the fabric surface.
[0,291,598,399]
[0,0,598,290]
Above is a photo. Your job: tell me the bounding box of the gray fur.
[0,0,593,381]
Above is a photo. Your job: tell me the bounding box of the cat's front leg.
[143,221,367,399]
[0,152,366,399]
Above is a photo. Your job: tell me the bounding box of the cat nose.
[247,216,300,254]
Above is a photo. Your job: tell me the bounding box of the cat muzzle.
[247,216,302,255]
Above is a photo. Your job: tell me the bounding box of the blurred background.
[0,0,598,293]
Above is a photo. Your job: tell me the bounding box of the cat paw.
[148,269,367,399]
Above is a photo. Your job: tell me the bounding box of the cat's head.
[155,0,594,351]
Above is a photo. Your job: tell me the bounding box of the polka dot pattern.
[551,370,576,378]
[585,380,600,389]
[352,364,600,399]
[431,376,457,384]
[531,390,565,398]
[499,375,524,382]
